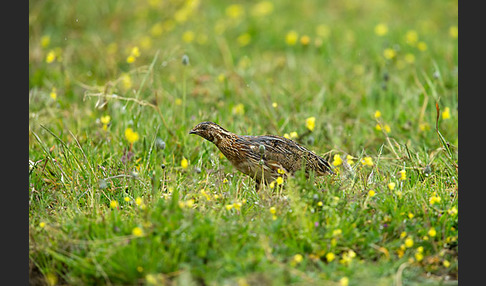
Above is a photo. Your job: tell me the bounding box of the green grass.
[29,0,458,285]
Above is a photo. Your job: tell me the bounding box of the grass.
[29,0,458,285]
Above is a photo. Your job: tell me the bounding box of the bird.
[189,121,333,189]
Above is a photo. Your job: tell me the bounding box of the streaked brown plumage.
[189,122,333,188]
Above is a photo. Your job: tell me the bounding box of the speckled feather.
[189,122,333,187]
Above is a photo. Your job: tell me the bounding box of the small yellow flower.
[332,154,343,166]
[332,229,342,236]
[374,23,388,36]
[181,157,189,169]
[423,235,429,241]
[121,73,132,90]
[417,41,428,51]
[269,181,275,189]
[448,206,458,216]
[125,128,140,143]
[110,200,118,209]
[226,4,244,19]
[361,157,374,166]
[408,212,414,219]
[46,50,56,63]
[132,227,144,237]
[277,168,285,174]
[100,115,111,125]
[126,55,136,63]
[124,196,130,202]
[289,131,298,139]
[269,206,276,214]
[135,197,143,206]
[225,204,234,210]
[442,107,451,120]
[428,227,437,237]
[182,30,195,43]
[276,177,284,185]
[443,260,451,267]
[415,252,424,262]
[346,155,354,165]
[126,46,141,63]
[388,182,396,191]
[374,110,381,118]
[449,26,458,39]
[405,53,415,64]
[272,102,278,108]
[39,222,46,228]
[41,35,50,48]
[404,237,414,248]
[237,33,252,47]
[293,254,303,264]
[383,48,396,60]
[399,170,407,180]
[186,199,195,208]
[405,30,419,46]
[326,252,335,262]
[305,116,316,131]
[339,277,349,286]
[368,190,376,197]
[300,35,310,46]
[137,266,144,272]
[317,201,323,207]
[251,1,274,17]
[429,194,441,205]
[400,231,407,239]
[50,87,57,100]
[232,103,245,115]
[285,30,299,46]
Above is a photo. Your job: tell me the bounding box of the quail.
[189,122,333,188]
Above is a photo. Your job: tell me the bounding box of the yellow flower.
[368,190,376,197]
[317,201,323,207]
[383,48,396,60]
[293,254,303,264]
[132,227,144,237]
[225,204,234,210]
[135,197,143,206]
[39,222,46,228]
[45,272,58,286]
[405,53,415,64]
[408,212,414,219]
[49,87,57,100]
[126,46,141,63]
[428,227,437,237]
[41,35,50,48]
[232,103,245,115]
[269,181,275,189]
[137,266,144,272]
[448,206,458,216]
[182,30,195,43]
[326,252,335,262]
[417,41,428,51]
[442,107,451,120]
[185,199,195,208]
[300,35,310,46]
[277,168,285,174]
[276,177,284,185]
[374,23,388,36]
[289,131,298,139]
[110,200,118,209]
[272,102,278,108]
[285,30,299,46]
[226,4,244,19]
[400,231,407,239]
[100,115,111,125]
[374,110,381,118]
[125,128,140,143]
[305,116,316,131]
[388,182,396,191]
[405,30,419,46]
[124,196,130,202]
[217,73,225,82]
[269,207,276,214]
[181,157,189,169]
[429,194,441,205]
[339,277,349,286]
[237,33,251,47]
[405,237,414,248]
[251,1,274,17]
[443,260,451,267]
[346,155,355,165]
[399,170,407,180]
[332,229,342,236]
[415,252,424,262]
[332,154,343,166]
[121,73,132,90]
[46,50,56,63]
[449,26,458,39]
[361,157,373,166]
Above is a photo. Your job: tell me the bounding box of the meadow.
[29,0,458,285]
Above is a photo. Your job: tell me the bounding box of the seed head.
[182,54,190,66]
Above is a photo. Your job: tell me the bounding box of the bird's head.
[189,121,232,144]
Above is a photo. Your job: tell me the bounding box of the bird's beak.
[189,129,197,135]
